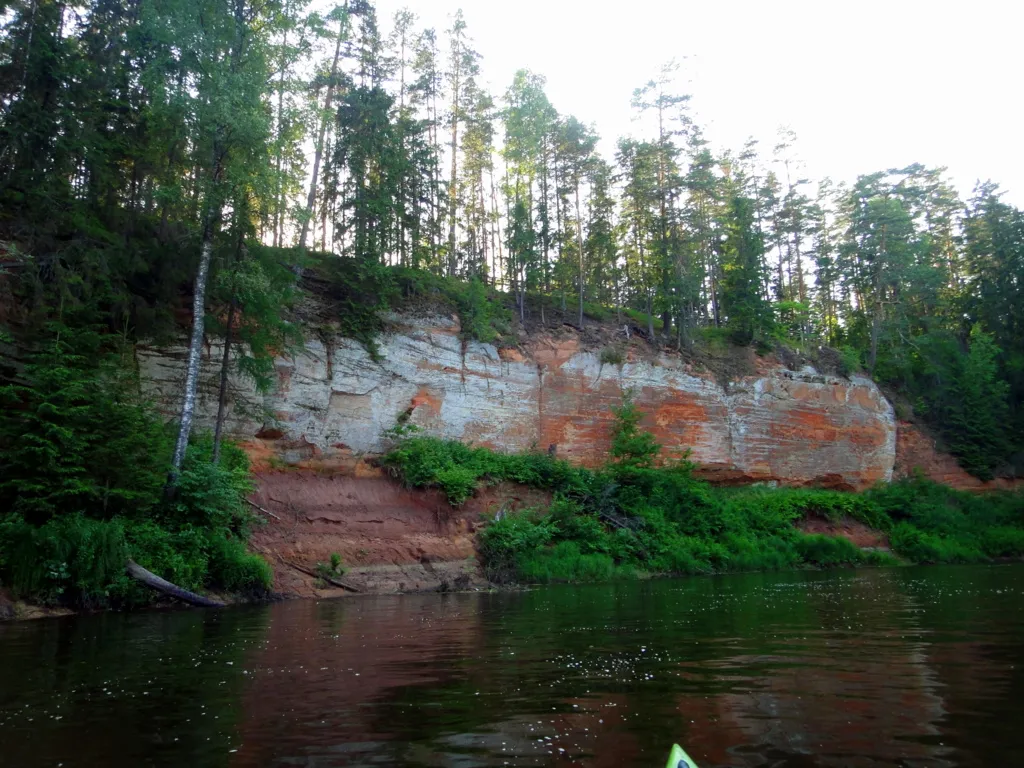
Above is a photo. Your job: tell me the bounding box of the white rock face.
[138,314,896,488]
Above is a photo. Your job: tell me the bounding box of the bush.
[599,346,625,366]
[794,534,864,567]
[478,511,557,582]
[0,322,272,607]
[381,435,589,504]
[0,323,171,524]
[382,399,1024,586]
[517,541,618,583]
[206,533,273,594]
[0,514,131,605]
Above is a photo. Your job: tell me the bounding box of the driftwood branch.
[246,498,281,520]
[126,560,226,607]
[280,558,361,592]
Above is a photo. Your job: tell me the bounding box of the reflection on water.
[2,565,1024,767]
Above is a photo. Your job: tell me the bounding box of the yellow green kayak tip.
[665,743,699,768]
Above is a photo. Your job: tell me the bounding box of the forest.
[0,0,1021,604]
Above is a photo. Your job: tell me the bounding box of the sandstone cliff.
[138,312,897,491]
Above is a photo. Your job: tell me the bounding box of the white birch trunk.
[170,222,215,477]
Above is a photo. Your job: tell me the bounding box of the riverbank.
[231,420,1024,601]
[5,441,1024,620]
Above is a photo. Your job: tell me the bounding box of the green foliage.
[453,277,505,343]
[211,245,303,392]
[517,542,620,584]
[162,435,253,531]
[609,392,661,468]
[867,477,1024,563]
[315,552,347,582]
[839,346,862,377]
[599,346,626,366]
[910,327,1012,479]
[314,257,512,354]
[0,323,171,524]
[315,254,398,359]
[478,510,558,582]
[622,308,664,333]
[793,534,865,567]
[0,514,131,605]
[384,407,1024,586]
[720,195,773,345]
[381,435,588,504]
[0,323,271,607]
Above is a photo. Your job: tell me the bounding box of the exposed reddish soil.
[797,515,889,550]
[895,421,1022,491]
[248,470,550,597]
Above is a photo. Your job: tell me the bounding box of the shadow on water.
[2,565,1024,767]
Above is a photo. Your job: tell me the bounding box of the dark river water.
[2,565,1024,768]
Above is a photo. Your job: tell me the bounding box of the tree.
[502,69,553,314]
[444,9,479,276]
[632,61,690,335]
[298,5,349,252]
[164,0,280,486]
[720,195,771,345]
[617,138,658,338]
[585,158,619,310]
[556,116,598,325]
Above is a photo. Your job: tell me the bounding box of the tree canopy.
[0,0,1021,481]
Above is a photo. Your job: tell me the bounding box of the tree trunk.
[272,3,289,248]
[575,183,585,327]
[489,167,503,289]
[126,561,226,607]
[168,206,218,486]
[298,26,343,252]
[212,295,236,465]
[447,65,460,276]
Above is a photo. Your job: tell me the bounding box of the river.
[1,564,1023,767]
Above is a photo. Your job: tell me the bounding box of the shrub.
[794,534,864,567]
[206,533,273,594]
[517,541,618,583]
[599,346,625,366]
[478,511,557,582]
[0,514,131,604]
[609,392,661,469]
[381,435,589,504]
[0,323,171,525]
[0,321,271,607]
[381,402,1024,586]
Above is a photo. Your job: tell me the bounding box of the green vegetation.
[315,552,347,584]
[599,345,626,366]
[0,0,1021,608]
[313,255,512,351]
[383,402,1024,585]
[0,322,271,608]
[0,0,1020,488]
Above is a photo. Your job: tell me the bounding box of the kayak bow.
[665,743,699,768]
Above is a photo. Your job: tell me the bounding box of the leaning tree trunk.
[126,561,225,608]
[168,211,217,487]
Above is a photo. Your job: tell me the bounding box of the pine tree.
[720,195,771,345]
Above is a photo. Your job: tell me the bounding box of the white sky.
[374,0,1024,205]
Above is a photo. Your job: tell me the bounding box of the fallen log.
[280,558,361,593]
[245,498,281,520]
[126,560,226,608]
